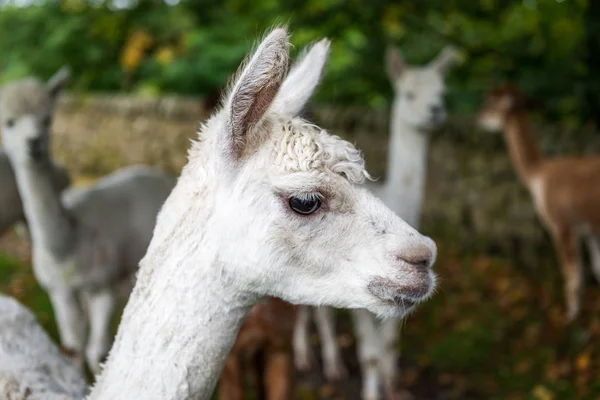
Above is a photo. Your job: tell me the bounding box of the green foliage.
[0,252,57,338]
[0,0,597,124]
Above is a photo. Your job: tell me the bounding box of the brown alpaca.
[478,84,600,322]
[219,298,297,400]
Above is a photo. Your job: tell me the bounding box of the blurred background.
[1,0,600,399]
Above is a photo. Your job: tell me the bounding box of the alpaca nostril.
[395,247,433,270]
[430,105,443,116]
[28,138,45,160]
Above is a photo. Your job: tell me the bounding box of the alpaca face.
[478,86,519,132]
[208,117,436,319]
[187,30,437,319]
[387,47,458,131]
[0,68,70,165]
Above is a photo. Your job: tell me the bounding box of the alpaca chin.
[366,271,435,317]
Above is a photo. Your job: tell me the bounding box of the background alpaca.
[478,84,600,322]
[351,46,458,400]
[0,150,70,236]
[292,44,458,399]
[90,28,437,399]
[0,294,87,400]
[0,68,176,375]
[219,297,296,400]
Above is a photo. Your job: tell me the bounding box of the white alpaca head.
[174,28,437,318]
[387,46,458,130]
[0,67,70,165]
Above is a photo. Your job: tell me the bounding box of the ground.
[2,228,599,400]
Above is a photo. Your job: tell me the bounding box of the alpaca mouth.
[367,274,434,313]
[429,114,445,126]
[28,138,46,161]
[391,296,417,313]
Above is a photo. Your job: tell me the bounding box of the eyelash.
[292,192,323,203]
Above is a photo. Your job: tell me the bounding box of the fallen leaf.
[532,385,553,400]
[401,369,420,386]
[319,384,335,398]
[516,359,532,374]
[575,353,591,371]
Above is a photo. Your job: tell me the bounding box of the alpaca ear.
[430,46,459,75]
[271,38,330,117]
[223,28,289,160]
[386,47,405,83]
[47,66,71,99]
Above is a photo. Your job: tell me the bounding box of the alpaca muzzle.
[28,138,46,161]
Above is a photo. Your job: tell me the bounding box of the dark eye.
[5,119,15,128]
[289,194,322,215]
[42,116,52,128]
[405,91,415,101]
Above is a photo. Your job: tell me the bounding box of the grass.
[0,251,60,350]
[399,245,600,400]
[3,241,600,399]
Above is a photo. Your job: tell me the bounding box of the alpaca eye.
[5,119,15,128]
[405,91,415,101]
[42,116,52,128]
[289,195,322,215]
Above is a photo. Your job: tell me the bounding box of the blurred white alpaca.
[356,45,458,400]
[0,150,70,236]
[0,68,176,375]
[294,45,459,399]
[0,294,87,400]
[0,28,437,400]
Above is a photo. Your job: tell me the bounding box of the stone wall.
[52,93,600,266]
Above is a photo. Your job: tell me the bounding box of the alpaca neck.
[502,111,543,185]
[89,179,254,400]
[384,105,430,228]
[12,158,75,256]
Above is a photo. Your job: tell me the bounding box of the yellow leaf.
[155,47,175,65]
[382,4,405,38]
[575,353,591,371]
[61,0,86,12]
[494,276,511,293]
[120,30,153,72]
[121,48,144,72]
[532,385,553,400]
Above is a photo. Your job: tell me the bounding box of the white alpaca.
[293,46,458,394]
[0,28,438,400]
[354,46,458,400]
[0,294,87,400]
[0,150,70,236]
[0,68,176,375]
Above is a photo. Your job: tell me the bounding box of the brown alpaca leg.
[220,355,245,400]
[252,350,267,400]
[552,226,582,322]
[264,349,294,400]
